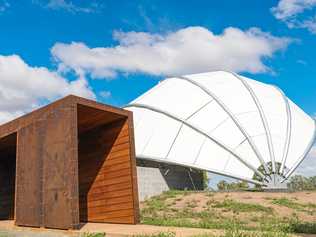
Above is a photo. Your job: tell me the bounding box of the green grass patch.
[271,197,316,215]
[133,232,175,237]
[288,221,316,234]
[141,216,245,231]
[212,199,273,213]
[221,229,289,237]
[133,230,290,237]
[140,191,316,235]
[82,233,106,237]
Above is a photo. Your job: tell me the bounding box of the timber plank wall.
[0,95,139,230]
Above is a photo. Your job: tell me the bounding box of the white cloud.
[302,16,316,33]
[51,26,292,79]
[271,0,316,34]
[0,0,9,12]
[33,0,99,13]
[0,54,95,124]
[294,144,316,176]
[99,90,111,99]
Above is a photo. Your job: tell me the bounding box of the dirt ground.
[177,191,316,222]
[140,191,316,224]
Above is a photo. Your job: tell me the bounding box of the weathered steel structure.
[0,95,139,229]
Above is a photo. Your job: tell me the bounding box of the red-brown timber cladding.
[0,95,139,229]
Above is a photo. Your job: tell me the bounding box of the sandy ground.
[0,192,315,237]
[141,191,316,223]
[0,220,315,237]
[0,220,223,237]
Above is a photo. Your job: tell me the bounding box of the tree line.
[216,175,316,191]
[287,175,316,191]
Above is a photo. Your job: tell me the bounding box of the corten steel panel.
[16,104,78,229]
[0,95,139,229]
[42,104,78,229]
[16,123,43,227]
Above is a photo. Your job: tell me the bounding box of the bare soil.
[140,191,316,229]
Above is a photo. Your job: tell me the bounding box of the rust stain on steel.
[0,95,139,230]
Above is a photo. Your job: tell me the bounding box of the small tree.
[202,171,210,190]
[217,180,229,190]
[217,180,249,191]
[287,175,316,191]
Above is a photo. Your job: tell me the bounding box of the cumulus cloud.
[51,26,292,79]
[294,144,316,176]
[33,0,100,13]
[0,54,95,124]
[271,0,316,34]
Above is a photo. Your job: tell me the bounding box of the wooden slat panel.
[80,195,133,208]
[78,118,138,224]
[81,202,134,216]
[82,209,135,220]
[82,181,133,195]
[79,159,131,175]
[79,168,132,185]
[91,216,135,224]
[80,189,133,202]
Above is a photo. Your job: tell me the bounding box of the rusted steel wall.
[16,103,79,229]
[16,122,43,227]
[0,95,139,229]
[78,118,139,224]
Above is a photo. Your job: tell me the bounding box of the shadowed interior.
[0,133,16,220]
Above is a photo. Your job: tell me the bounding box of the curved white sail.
[126,71,316,187]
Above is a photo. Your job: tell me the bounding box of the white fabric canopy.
[126,71,316,186]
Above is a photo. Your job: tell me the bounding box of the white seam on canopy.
[223,71,277,175]
[170,76,270,175]
[125,103,266,179]
[272,86,292,175]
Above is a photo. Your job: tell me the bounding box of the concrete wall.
[136,159,204,201]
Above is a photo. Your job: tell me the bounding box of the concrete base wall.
[136,159,204,201]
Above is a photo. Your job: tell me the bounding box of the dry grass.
[140,191,316,235]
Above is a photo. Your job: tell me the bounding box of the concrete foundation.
[136,159,204,201]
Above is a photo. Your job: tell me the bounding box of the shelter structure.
[126,71,316,190]
[0,95,139,229]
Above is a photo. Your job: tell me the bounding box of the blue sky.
[0,0,315,111]
[0,0,315,184]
